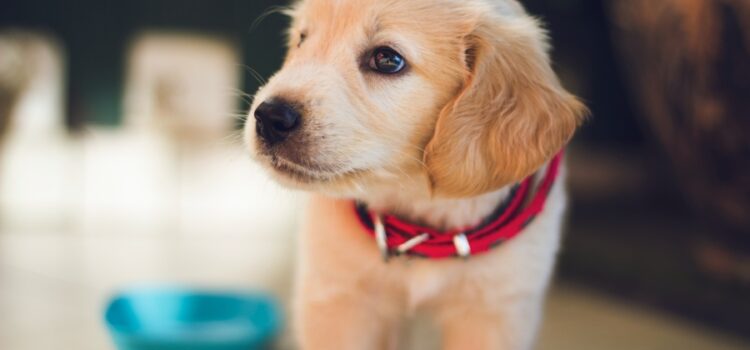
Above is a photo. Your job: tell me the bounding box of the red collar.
[354,151,564,260]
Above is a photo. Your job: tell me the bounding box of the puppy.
[245,0,586,349]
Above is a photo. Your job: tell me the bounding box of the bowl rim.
[103,285,282,344]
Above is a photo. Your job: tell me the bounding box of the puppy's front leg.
[295,197,402,350]
[438,296,544,350]
[295,288,398,350]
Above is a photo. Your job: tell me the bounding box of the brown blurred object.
[0,32,35,142]
[608,0,750,236]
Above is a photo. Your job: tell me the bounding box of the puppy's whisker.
[218,130,245,146]
[226,89,256,106]
[249,5,293,33]
[227,112,251,122]
[240,64,268,85]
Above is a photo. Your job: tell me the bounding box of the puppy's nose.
[254,100,301,145]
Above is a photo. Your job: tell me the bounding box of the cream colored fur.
[244,0,586,348]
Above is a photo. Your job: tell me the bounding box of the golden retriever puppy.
[244,0,587,348]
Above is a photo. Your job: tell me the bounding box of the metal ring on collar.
[373,215,390,262]
[453,233,471,259]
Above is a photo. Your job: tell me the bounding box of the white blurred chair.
[79,32,302,240]
[0,32,76,233]
[124,32,240,140]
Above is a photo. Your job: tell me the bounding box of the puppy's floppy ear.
[424,14,587,198]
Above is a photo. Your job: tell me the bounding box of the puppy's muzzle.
[254,99,302,146]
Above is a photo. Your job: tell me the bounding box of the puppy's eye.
[369,47,406,74]
[298,32,307,48]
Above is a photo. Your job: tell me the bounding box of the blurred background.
[1,0,748,349]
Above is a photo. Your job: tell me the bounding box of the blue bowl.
[104,287,282,350]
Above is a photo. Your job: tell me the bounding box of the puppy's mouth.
[269,155,332,182]
[264,154,365,184]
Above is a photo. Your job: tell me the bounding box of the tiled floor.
[1,231,748,350]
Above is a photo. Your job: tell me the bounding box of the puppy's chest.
[400,260,450,310]
[393,236,550,311]
[396,255,505,311]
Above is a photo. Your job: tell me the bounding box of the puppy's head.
[245,0,586,198]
